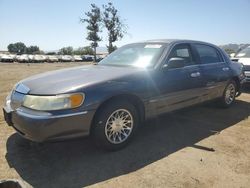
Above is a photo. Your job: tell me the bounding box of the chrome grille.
[10,91,25,110]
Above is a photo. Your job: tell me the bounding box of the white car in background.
[28,55,34,62]
[232,46,250,83]
[15,55,20,62]
[33,55,46,63]
[72,55,82,62]
[0,54,15,62]
[17,54,29,63]
[59,55,73,62]
[47,55,59,63]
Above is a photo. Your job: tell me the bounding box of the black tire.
[91,100,139,151]
[218,80,237,108]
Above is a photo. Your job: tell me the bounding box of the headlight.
[22,93,84,111]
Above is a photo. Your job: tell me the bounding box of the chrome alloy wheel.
[105,109,134,144]
[225,83,236,104]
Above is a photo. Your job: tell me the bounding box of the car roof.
[137,39,216,46]
[133,39,230,63]
[144,39,183,43]
[131,39,223,52]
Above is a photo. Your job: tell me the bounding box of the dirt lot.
[0,62,249,188]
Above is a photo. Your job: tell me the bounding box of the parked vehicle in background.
[14,55,20,62]
[3,39,246,150]
[82,55,94,61]
[47,55,59,63]
[231,45,250,83]
[73,55,83,62]
[0,54,15,62]
[28,55,34,62]
[32,55,46,63]
[59,55,73,62]
[17,54,29,63]
[0,54,3,61]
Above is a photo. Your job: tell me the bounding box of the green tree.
[46,52,57,55]
[7,42,27,54]
[224,48,236,56]
[81,4,102,61]
[73,46,94,55]
[33,50,45,55]
[58,46,74,55]
[102,2,127,53]
[26,46,40,54]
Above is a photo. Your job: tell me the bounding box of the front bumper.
[3,103,95,142]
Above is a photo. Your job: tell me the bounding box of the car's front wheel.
[219,80,237,108]
[92,100,139,151]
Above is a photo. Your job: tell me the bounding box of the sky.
[0,0,250,51]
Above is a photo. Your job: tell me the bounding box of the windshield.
[236,46,250,58]
[99,43,166,68]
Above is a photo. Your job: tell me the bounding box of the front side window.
[195,44,223,64]
[99,43,165,68]
[168,44,195,66]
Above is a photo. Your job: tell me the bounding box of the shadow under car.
[5,100,250,188]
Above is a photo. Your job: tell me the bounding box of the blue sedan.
[3,39,246,150]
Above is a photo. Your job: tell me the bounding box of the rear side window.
[195,44,223,64]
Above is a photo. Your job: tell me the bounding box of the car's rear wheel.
[219,80,236,108]
[92,100,139,151]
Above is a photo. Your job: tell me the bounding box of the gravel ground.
[0,62,249,188]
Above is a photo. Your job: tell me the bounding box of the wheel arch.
[90,93,145,134]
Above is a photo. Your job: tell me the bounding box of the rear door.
[192,43,231,99]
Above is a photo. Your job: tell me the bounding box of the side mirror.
[164,57,186,69]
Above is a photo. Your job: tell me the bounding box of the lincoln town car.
[3,39,246,150]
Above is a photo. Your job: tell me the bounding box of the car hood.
[19,65,144,95]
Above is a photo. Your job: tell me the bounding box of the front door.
[148,43,204,116]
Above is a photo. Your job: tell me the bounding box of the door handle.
[190,72,201,78]
[222,67,229,71]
